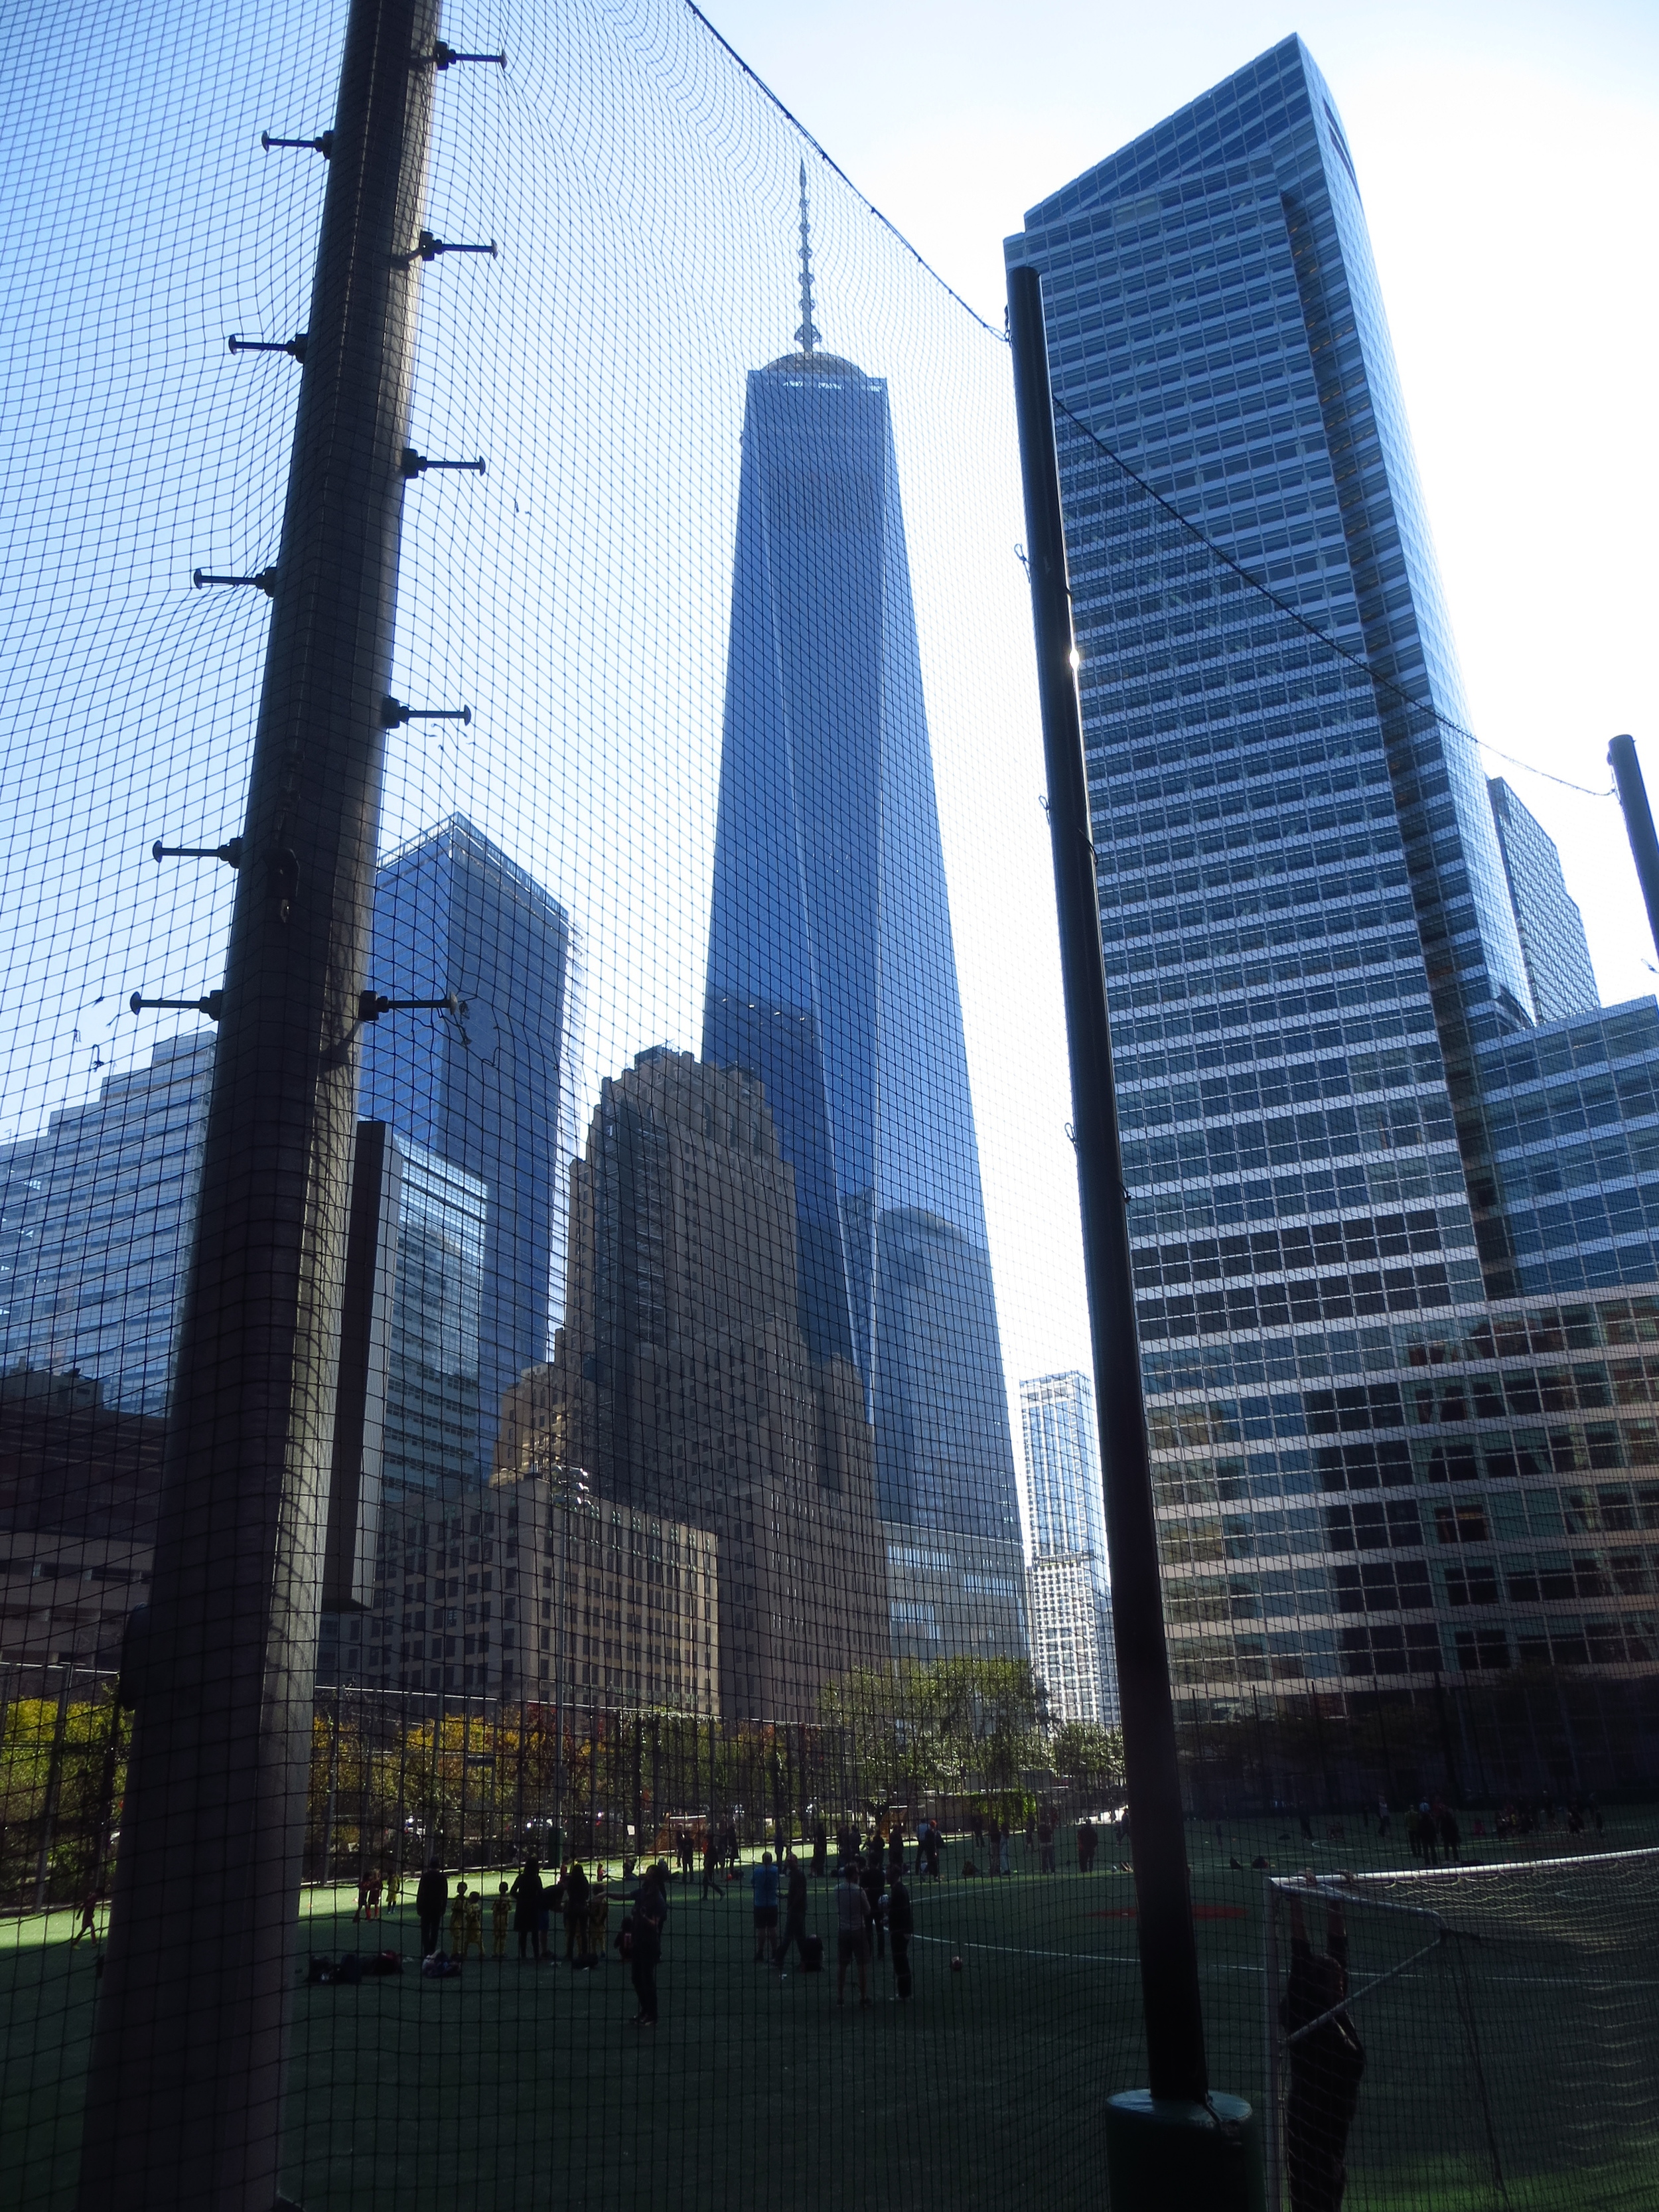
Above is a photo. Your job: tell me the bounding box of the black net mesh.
[3,7,1657,2209]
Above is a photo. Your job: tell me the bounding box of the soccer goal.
[1264,1850,1659,2211]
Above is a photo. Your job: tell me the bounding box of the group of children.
[442,1864,614,1964]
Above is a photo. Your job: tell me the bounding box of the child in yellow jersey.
[465,1889,484,1960]
[492,1882,510,1959]
[449,1883,469,1959]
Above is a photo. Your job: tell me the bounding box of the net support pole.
[1609,735,1659,963]
[78,3,437,2205]
[1007,262,1263,2209]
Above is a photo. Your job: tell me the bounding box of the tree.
[1050,1720,1125,1804]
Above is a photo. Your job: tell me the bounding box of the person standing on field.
[835,1862,873,2007]
[630,1862,668,2028]
[887,1871,914,2000]
[510,1856,545,1962]
[776,1849,810,1974]
[416,1858,447,1958]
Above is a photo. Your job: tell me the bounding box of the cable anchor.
[229,334,307,361]
[129,990,223,1021]
[424,42,506,68]
[405,230,497,264]
[152,838,243,868]
[261,130,334,157]
[401,449,486,477]
[358,990,458,1024]
[382,697,471,727]
[193,567,277,596]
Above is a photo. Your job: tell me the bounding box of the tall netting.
[0,0,1155,2205]
[1267,1859,1659,2211]
[5,6,1658,2208]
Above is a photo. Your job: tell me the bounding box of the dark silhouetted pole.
[1009,262,1263,2207]
[79,1,439,2203]
[1007,261,1206,2100]
[1610,735,1659,962]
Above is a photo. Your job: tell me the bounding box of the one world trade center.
[703,173,1027,1664]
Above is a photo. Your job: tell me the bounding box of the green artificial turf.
[5,1816,1658,2209]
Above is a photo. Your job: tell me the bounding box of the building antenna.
[794,159,820,354]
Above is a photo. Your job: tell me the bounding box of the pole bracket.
[405,230,497,264]
[262,129,334,157]
[193,567,277,597]
[130,990,223,1021]
[401,448,486,477]
[382,696,470,727]
[229,334,308,362]
[152,838,244,868]
[423,42,506,68]
[358,990,458,1024]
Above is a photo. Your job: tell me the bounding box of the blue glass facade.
[358,815,577,1483]
[703,319,1025,1653]
[0,1034,215,1413]
[1008,38,1659,1704]
[1488,778,1598,1025]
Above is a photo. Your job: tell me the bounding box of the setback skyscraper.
[534,1048,888,1722]
[704,175,1026,1664]
[1009,38,1659,1718]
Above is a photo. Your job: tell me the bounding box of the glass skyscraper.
[1007,37,1659,1710]
[704,186,1025,1662]
[0,1033,216,1412]
[358,814,578,1481]
[1487,778,1598,1026]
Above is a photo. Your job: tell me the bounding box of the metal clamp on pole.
[129,990,223,1021]
[229,334,308,361]
[425,41,506,66]
[151,838,242,867]
[192,566,277,596]
[405,228,497,263]
[358,989,457,1023]
[382,696,470,726]
[261,129,334,157]
[400,447,486,477]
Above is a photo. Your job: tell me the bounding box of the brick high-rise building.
[536,1049,887,1722]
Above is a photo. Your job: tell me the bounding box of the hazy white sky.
[705,0,1659,1007]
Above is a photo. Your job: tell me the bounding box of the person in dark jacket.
[887,1873,914,1999]
[775,1849,810,1973]
[509,1857,545,1962]
[415,1859,447,1958]
[1281,1884,1365,2212]
[630,1863,669,2027]
[561,1860,591,1963]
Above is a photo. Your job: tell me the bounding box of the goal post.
[1264,1849,1659,2212]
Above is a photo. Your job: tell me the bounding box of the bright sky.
[707,0,1659,1008]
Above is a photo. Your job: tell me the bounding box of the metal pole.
[80,4,439,2202]
[1007,263,1208,2102]
[1609,736,1659,960]
[33,1666,74,1915]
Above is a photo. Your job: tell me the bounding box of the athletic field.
[5,1813,1656,2209]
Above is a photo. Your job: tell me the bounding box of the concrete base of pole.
[1104,2091,1265,2211]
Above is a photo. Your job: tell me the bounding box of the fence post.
[78,2,439,2201]
[33,1666,74,1915]
[322,1697,342,1889]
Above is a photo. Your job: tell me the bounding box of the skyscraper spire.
[794,158,820,355]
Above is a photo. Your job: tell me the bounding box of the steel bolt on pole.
[78,1,439,2204]
[1609,735,1659,964]
[1006,262,1264,2211]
